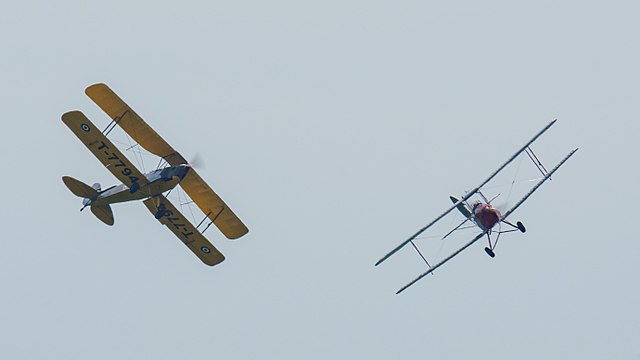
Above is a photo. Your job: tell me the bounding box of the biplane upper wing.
[143,194,225,266]
[394,147,578,294]
[85,83,188,166]
[62,111,149,189]
[375,119,558,266]
[179,169,249,239]
[86,83,249,240]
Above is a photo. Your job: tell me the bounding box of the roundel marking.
[201,246,211,254]
[81,123,91,132]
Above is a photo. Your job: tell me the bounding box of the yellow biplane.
[61,83,248,266]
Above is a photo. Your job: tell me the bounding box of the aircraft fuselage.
[91,165,190,206]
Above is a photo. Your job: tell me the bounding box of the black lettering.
[97,141,109,150]
[172,223,186,230]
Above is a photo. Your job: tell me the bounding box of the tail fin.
[91,204,115,226]
[62,176,99,199]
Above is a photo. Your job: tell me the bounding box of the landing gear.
[484,247,495,258]
[485,233,497,258]
[129,182,140,194]
[155,204,168,219]
[517,221,526,233]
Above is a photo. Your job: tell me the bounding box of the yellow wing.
[180,169,249,239]
[61,111,148,189]
[143,195,225,266]
[86,83,249,240]
[85,83,188,166]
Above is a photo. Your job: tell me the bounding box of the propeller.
[188,152,206,170]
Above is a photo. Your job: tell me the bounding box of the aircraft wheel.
[484,247,495,258]
[129,182,140,194]
[517,221,526,233]
[155,210,168,219]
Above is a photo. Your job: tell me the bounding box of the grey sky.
[1,1,638,359]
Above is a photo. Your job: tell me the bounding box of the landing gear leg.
[484,233,496,258]
[502,219,526,233]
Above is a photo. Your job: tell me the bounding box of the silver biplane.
[62,83,248,266]
[376,120,577,294]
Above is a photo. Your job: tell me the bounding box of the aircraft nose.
[177,164,190,179]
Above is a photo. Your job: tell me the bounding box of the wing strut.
[375,119,558,267]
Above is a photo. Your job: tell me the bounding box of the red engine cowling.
[474,204,501,230]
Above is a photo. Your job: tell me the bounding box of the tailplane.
[63,176,114,225]
[62,176,99,199]
[90,204,115,226]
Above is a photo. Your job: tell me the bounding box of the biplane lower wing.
[375,120,558,267]
[179,169,249,239]
[396,231,488,294]
[395,148,579,294]
[62,111,149,190]
[85,83,188,166]
[143,195,225,266]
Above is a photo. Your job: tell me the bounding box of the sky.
[1,1,639,359]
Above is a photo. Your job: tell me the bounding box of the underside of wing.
[179,169,249,240]
[61,111,148,189]
[85,83,188,166]
[143,195,225,266]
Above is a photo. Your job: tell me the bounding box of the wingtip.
[85,82,108,94]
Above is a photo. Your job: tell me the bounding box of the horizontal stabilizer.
[91,204,114,226]
[450,196,472,218]
[62,176,98,199]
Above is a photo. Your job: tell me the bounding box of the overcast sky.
[1,1,638,359]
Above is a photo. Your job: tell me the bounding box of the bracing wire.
[505,155,524,206]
